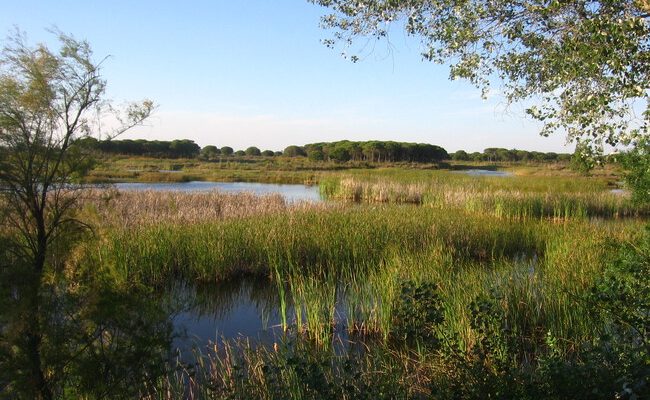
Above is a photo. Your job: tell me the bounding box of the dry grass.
[337,178,426,204]
[81,189,331,227]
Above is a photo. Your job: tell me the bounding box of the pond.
[167,251,541,356]
[113,181,323,202]
[168,278,363,360]
[455,169,513,177]
[610,188,629,196]
[170,278,284,356]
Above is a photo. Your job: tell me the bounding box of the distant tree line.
[201,141,450,163]
[76,137,201,158]
[300,141,449,162]
[451,148,571,163]
[77,138,571,163]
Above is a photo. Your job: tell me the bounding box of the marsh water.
[168,277,364,358]
[114,181,323,202]
[169,278,285,356]
[455,169,513,177]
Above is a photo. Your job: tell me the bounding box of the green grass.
[85,154,622,186]
[85,155,360,184]
[79,203,641,350]
[145,220,647,399]
[67,161,648,398]
[320,172,647,218]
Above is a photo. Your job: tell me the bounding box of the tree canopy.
[245,146,262,156]
[80,137,574,164]
[311,0,650,159]
[304,140,449,162]
[78,137,200,158]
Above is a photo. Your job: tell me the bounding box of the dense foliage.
[452,147,571,162]
[619,136,650,203]
[303,140,448,162]
[311,0,650,160]
[77,137,578,165]
[76,137,200,158]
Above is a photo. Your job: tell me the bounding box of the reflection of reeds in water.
[169,278,281,325]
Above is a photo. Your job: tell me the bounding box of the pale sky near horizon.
[1,1,576,153]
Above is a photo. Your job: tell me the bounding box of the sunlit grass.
[78,193,642,354]
[321,173,646,218]
[69,167,647,398]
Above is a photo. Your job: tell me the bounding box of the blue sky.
[1,0,574,153]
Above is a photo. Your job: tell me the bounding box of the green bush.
[391,281,444,346]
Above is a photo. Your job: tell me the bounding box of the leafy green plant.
[391,281,444,346]
[620,137,650,205]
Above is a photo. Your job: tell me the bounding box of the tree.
[169,139,200,158]
[311,0,649,160]
[261,149,275,156]
[200,145,220,160]
[329,145,351,162]
[452,150,470,161]
[307,145,325,161]
[220,146,234,156]
[245,146,261,156]
[283,145,306,157]
[0,31,153,399]
[619,136,650,203]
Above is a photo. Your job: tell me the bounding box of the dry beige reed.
[82,189,331,227]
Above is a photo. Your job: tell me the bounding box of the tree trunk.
[25,216,53,400]
[25,269,53,400]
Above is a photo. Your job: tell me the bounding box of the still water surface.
[455,169,513,177]
[114,181,322,202]
[168,278,358,358]
[170,279,284,355]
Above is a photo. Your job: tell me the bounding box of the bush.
[391,281,444,346]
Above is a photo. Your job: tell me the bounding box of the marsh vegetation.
[4,164,647,398]
[2,6,648,397]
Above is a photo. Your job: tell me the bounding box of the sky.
[0,0,575,153]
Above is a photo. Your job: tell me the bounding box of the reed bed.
[322,176,646,219]
[80,189,329,227]
[78,200,642,351]
[147,338,425,400]
[85,206,544,283]
[64,167,648,398]
[72,181,642,348]
[68,175,647,398]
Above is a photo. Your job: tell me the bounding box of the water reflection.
[166,277,385,360]
[169,278,284,355]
